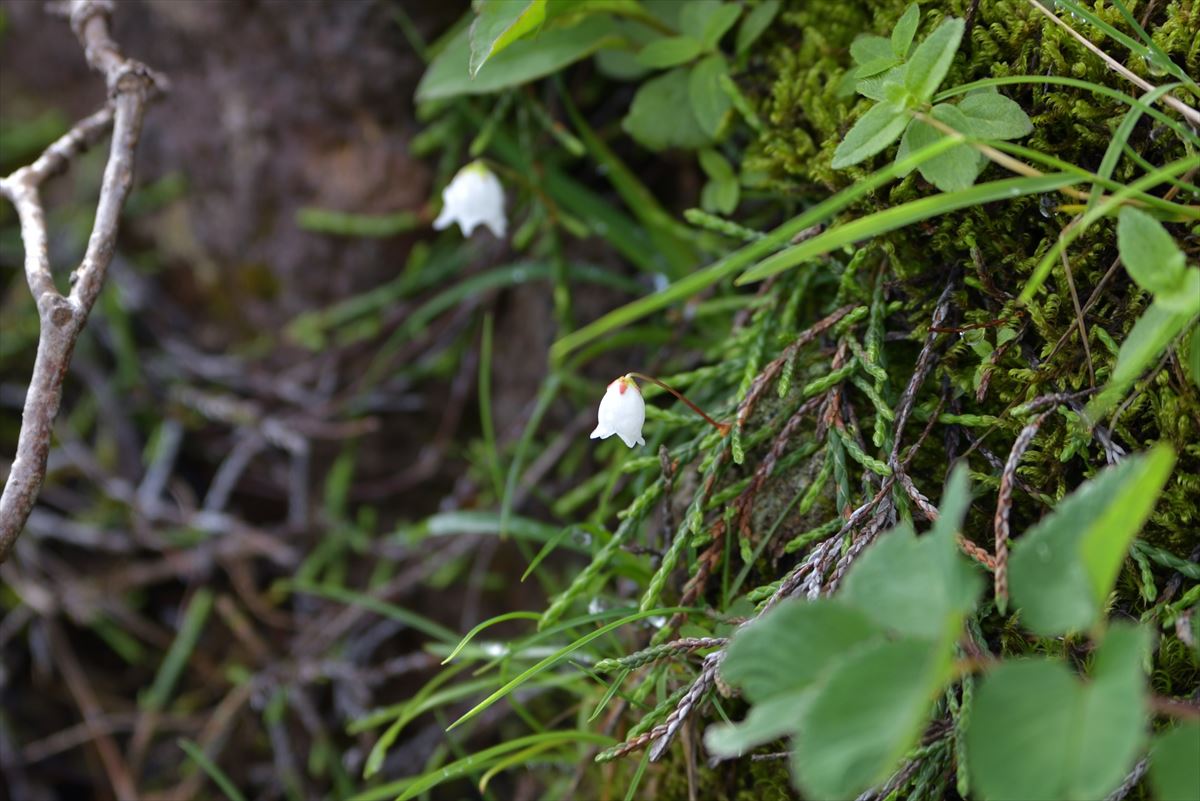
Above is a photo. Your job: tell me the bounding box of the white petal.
[434,162,507,239]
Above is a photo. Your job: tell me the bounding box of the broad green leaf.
[679,1,735,44]
[699,148,738,214]
[417,17,621,101]
[857,64,906,102]
[698,2,741,50]
[958,91,1034,139]
[1069,623,1149,799]
[851,35,894,66]
[841,476,981,639]
[469,0,547,78]
[1159,268,1200,315]
[1008,445,1176,635]
[736,0,780,54]
[704,689,812,756]
[1117,207,1188,297]
[635,35,703,68]
[895,103,981,191]
[623,67,712,150]
[720,599,882,702]
[830,101,909,169]
[904,17,964,102]
[688,55,732,138]
[968,626,1150,801]
[891,3,920,58]
[968,660,1078,801]
[1112,302,1195,387]
[794,637,947,800]
[1150,722,1200,801]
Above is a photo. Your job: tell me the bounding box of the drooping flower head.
[433,161,507,238]
[590,375,646,448]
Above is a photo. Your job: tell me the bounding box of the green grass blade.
[738,173,1078,284]
[290,579,460,644]
[550,135,965,361]
[178,738,248,801]
[446,606,694,731]
[141,589,214,713]
[442,611,543,664]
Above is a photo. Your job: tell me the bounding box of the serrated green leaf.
[469,0,547,77]
[689,54,732,138]
[891,3,920,58]
[635,35,703,68]
[1008,445,1176,635]
[831,101,909,169]
[622,67,712,150]
[1150,722,1200,801]
[720,599,883,703]
[958,91,1034,139]
[736,0,779,54]
[904,17,964,102]
[895,103,981,191]
[418,17,621,101]
[794,637,947,800]
[1117,207,1188,297]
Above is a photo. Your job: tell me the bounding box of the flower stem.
[628,373,730,436]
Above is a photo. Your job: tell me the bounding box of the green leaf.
[688,55,733,138]
[1087,300,1197,418]
[1117,207,1188,297]
[704,689,812,756]
[891,3,920,58]
[967,625,1149,801]
[895,103,981,191]
[736,0,780,55]
[623,67,712,150]
[1070,623,1150,800]
[417,17,621,101]
[1150,722,1200,801]
[841,470,981,640]
[968,660,1078,801]
[957,90,1034,139]
[857,64,906,102]
[698,2,741,50]
[1008,445,1176,635]
[794,637,947,800]
[830,101,909,169]
[635,35,703,68]
[904,17,964,102]
[720,599,882,703]
[469,0,547,78]
[850,35,897,78]
[699,149,738,214]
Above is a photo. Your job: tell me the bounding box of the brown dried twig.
[0,0,165,562]
[994,410,1052,612]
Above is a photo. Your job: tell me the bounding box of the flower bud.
[590,375,646,448]
[433,161,506,238]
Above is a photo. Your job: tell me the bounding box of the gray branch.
[0,0,165,562]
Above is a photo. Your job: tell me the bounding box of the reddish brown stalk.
[628,373,730,435]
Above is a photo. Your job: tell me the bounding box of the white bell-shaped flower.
[433,161,507,238]
[590,375,646,448]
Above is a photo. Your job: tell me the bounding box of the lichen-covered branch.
[0,0,165,562]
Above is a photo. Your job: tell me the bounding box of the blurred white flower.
[590,375,646,448]
[433,161,506,238]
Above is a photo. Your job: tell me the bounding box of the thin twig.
[0,0,165,562]
[994,410,1052,611]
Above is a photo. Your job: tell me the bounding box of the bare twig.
[994,410,1052,611]
[0,0,165,562]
